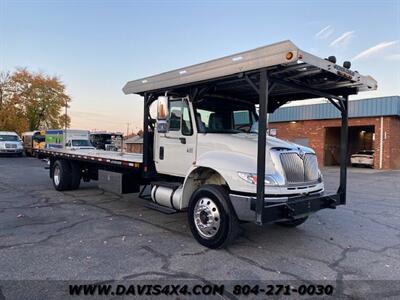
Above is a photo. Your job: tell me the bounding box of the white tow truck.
[36,40,377,248]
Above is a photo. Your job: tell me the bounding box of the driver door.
[155,98,196,177]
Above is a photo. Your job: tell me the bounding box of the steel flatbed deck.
[36,148,143,170]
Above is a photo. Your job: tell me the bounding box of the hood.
[197,133,314,157]
[0,141,22,144]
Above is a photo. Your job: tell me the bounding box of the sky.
[1,0,399,134]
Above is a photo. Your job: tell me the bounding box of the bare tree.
[0,71,11,108]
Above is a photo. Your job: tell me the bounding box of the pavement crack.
[225,248,308,282]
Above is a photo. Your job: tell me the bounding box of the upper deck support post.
[338,95,349,204]
[142,93,151,178]
[256,68,269,225]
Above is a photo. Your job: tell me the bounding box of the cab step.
[144,202,178,214]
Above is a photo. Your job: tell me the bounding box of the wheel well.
[181,167,229,210]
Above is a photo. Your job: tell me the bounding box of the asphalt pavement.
[0,157,399,298]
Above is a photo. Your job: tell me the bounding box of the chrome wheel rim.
[53,165,60,186]
[194,197,221,239]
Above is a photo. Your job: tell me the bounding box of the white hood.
[195,133,321,194]
[197,133,314,157]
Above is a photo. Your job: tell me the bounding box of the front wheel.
[188,185,240,249]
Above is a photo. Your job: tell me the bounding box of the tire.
[70,162,81,190]
[276,216,308,228]
[188,184,240,249]
[52,160,72,191]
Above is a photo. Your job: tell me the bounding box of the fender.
[180,151,259,209]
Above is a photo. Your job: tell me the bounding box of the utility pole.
[126,122,130,137]
[64,100,68,130]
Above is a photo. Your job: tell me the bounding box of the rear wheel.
[188,185,240,249]
[276,216,308,228]
[52,160,72,191]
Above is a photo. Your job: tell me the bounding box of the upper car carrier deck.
[37,148,143,170]
[123,40,377,105]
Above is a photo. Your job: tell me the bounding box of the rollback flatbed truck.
[35,40,377,248]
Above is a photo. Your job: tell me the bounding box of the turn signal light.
[286,52,294,60]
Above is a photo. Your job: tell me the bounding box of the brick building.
[269,96,400,169]
[124,135,143,153]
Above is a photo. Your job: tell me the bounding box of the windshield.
[194,98,257,133]
[0,135,20,142]
[33,135,45,143]
[71,140,92,147]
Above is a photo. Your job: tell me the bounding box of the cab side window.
[181,101,192,135]
[169,100,182,131]
[169,99,192,135]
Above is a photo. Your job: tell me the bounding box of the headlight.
[237,172,278,186]
[318,170,323,182]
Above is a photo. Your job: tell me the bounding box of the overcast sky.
[1,0,399,133]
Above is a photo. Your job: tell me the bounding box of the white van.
[0,131,24,156]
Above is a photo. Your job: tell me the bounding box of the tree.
[0,69,71,134]
[0,71,28,133]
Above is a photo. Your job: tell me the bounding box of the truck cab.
[151,94,324,226]
[154,96,323,197]
[65,139,95,150]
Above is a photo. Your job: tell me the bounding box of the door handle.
[179,138,186,144]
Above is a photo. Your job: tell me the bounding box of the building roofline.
[269,95,400,123]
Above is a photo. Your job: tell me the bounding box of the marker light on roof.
[286,52,294,60]
[142,80,148,83]
[179,70,187,75]
[232,56,243,62]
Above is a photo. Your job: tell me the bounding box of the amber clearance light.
[286,51,294,60]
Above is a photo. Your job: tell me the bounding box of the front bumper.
[351,157,373,165]
[0,149,23,154]
[230,190,342,223]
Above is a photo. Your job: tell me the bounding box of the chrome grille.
[304,154,319,181]
[280,153,319,184]
[280,153,305,183]
[5,143,17,149]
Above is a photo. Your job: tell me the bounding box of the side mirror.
[157,96,169,120]
[157,96,169,133]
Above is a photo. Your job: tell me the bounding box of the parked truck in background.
[45,129,94,150]
[22,130,46,157]
[35,41,377,248]
[90,131,123,151]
